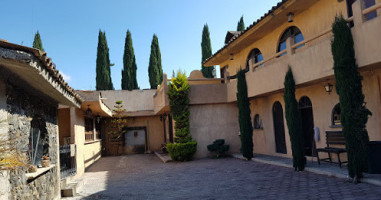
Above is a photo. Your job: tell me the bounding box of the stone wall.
[4,79,60,200]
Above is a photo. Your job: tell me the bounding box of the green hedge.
[167,141,197,161]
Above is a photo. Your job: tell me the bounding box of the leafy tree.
[33,31,44,51]
[148,34,163,89]
[237,16,245,32]
[96,30,114,90]
[122,30,139,90]
[167,71,197,161]
[236,69,253,160]
[201,24,215,78]
[284,67,305,171]
[331,16,371,181]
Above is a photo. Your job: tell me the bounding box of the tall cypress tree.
[96,30,114,90]
[237,16,245,32]
[122,30,139,90]
[201,24,214,78]
[331,16,371,181]
[236,69,253,160]
[148,34,163,89]
[33,31,44,51]
[284,67,305,171]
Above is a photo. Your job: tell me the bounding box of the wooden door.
[272,101,287,154]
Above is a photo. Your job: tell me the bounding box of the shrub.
[167,141,197,161]
[207,139,230,158]
[167,71,197,161]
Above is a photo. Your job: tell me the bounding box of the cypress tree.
[96,30,114,90]
[236,69,253,160]
[284,67,305,171]
[237,16,245,32]
[167,71,197,161]
[148,34,163,89]
[33,31,44,51]
[122,30,139,90]
[201,24,215,78]
[331,16,371,181]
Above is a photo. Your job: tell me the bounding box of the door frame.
[298,96,315,156]
[272,101,287,154]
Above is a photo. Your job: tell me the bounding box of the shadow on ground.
[70,154,381,200]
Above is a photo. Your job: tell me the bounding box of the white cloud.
[60,71,71,82]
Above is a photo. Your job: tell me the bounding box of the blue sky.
[0,0,279,90]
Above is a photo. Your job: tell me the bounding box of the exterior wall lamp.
[96,115,101,123]
[229,54,234,60]
[160,114,167,122]
[287,12,294,23]
[325,83,333,94]
[85,105,92,116]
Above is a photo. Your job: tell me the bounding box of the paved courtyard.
[69,154,381,200]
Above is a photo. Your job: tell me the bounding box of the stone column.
[352,0,365,26]
[286,37,295,55]
[225,71,230,83]
[373,0,381,16]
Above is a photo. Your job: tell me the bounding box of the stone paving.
[67,154,381,200]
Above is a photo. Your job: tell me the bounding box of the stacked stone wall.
[4,81,60,200]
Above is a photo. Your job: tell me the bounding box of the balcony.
[226,0,381,102]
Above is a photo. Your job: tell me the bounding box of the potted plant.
[41,155,50,167]
[28,164,37,173]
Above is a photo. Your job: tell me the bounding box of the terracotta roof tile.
[0,40,83,104]
[203,0,288,65]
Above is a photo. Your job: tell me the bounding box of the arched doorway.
[272,101,287,154]
[298,96,315,156]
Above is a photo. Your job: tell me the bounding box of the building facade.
[203,0,381,160]
[0,40,82,200]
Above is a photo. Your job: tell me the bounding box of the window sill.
[26,164,55,181]
[329,125,342,128]
[85,139,102,145]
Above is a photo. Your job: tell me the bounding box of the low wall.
[84,140,102,169]
[190,103,240,158]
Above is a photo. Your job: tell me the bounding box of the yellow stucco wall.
[219,0,347,75]
[72,108,85,179]
[190,103,241,158]
[84,141,102,169]
[59,108,101,179]
[250,68,381,159]
[58,108,70,146]
[103,116,165,156]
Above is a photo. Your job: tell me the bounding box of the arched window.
[247,48,264,69]
[277,26,304,57]
[332,103,341,126]
[253,114,263,130]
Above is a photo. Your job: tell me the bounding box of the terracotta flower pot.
[41,160,50,167]
[28,165,37,173]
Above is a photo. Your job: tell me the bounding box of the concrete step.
[154,151,172,163]
[61,183,77,197]
[61,179,84,197]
